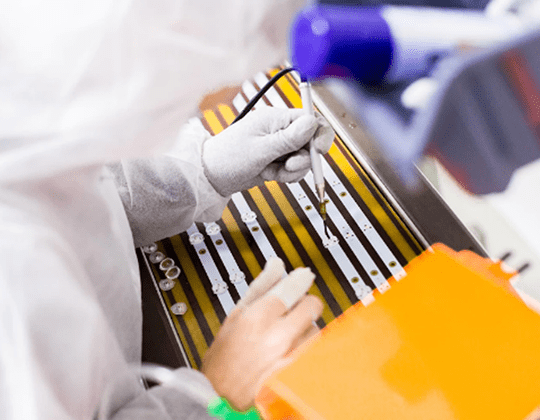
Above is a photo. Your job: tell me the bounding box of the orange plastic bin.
[256,244,540,420]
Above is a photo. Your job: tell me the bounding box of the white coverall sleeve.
[107,119,229,247]
[104,369,218,420]
[0,227,217,420]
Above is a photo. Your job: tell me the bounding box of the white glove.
[202,107,334,197]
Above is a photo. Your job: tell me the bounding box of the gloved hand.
[202,107,334,197]
[201,258,323,411]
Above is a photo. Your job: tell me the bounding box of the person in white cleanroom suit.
[0,1,334,419]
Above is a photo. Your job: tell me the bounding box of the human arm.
[0,215,320,420]
[107,119,229,247]
[109,108,334,247]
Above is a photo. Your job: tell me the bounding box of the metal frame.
[311,83,487,257]
[140,73,489,369]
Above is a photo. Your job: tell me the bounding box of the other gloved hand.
[202,107,334,197]
[201,258,323,411]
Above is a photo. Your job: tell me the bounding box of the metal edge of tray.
[311,82,488,257]
[139,248,190,368]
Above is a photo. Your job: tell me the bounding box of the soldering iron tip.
[319,201,327,220]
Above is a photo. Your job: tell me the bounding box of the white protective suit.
[0,0,307,419]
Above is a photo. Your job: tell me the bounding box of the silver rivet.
[165,266,181,280]
[159,279,175,291]
[159,258,175,271]
[149,252,165,264]
[142,243,158,254]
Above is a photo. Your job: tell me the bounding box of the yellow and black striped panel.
[144,68,423,369]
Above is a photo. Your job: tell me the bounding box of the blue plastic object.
[291,6,393,84]
[323,30,540,194]
[290,4,540,194]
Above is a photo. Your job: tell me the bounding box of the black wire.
[232,66,333,241]
[232,67,298,124]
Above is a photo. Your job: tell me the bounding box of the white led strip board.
[303,173,392,292]
[286,182,376,304]
[203,222,250,297]
[237,78,379,302]
[186,224,236,314]
[316,161,405,279]
[254,72,289,109]
[230,194,278,261]
[242,80,268,110]
[247,75,406,279]
[305,170,406,282]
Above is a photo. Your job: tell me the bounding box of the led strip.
[304,173,392,291]
[254,72,289,109]
[186,224,236,314]
[230,194,278,261]
[203,222,250,297]
[317,159,405,278]
[305,170,406,281]
[287,182,376,304]
[237,78,379,302]
[232,85,282,263]
[245,75,405,279]
[242,80,268,110]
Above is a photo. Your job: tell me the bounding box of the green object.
[207,397,262,420]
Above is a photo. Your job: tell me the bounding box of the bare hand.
[201,258,323,411]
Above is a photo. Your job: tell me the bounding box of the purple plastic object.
[290,5,393,84]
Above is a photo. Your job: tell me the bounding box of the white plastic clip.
[212,282,229,295]
[159,279,175,291]
[323,235,340,248]
[229,271,246,284]
[241,211,257,224]
[189,233,205,245]
[171,302,188,316]
[205,223,221,236]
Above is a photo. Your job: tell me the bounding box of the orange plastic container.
[256,244,540,420]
